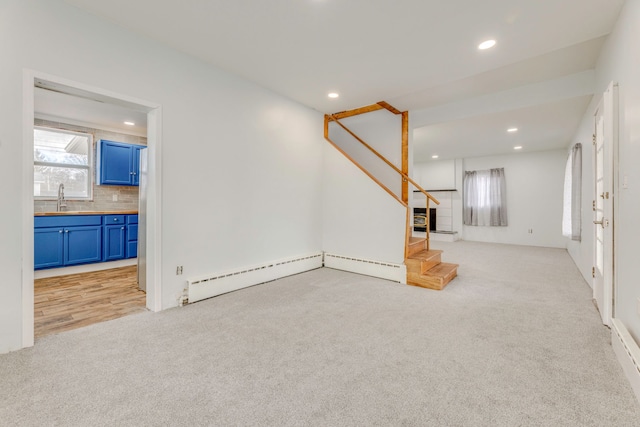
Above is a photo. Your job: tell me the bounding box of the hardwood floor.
[34,265,147,339]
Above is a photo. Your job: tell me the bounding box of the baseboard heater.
[323,253,406,283]
[612,318,640,404]
[186,253,323,304]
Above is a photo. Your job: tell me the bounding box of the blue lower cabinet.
[127,241,138,259]
[103,224,126,261]
[34,228,64,269]
[35,216,103,270]
[35,214,139,270]
[64,226,103,266]
[126,221,138,259]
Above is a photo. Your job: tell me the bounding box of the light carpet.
[1,241,639,426]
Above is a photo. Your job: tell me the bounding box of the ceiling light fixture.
[432,155,439,159]
[124,121,135,126]
[507,127,518,133]
[327,92,339,99]
[478,39,496,50]
[514,146,523,150]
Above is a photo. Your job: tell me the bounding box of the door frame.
[592,82,619,327]
[22,70,163,348]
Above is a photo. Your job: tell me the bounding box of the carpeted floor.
[1,241,639,426]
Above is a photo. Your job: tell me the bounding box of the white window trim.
[33,126,94,201]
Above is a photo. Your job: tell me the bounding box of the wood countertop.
[34,210,139,216]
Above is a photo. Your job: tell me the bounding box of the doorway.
[33,113,146,337]
[22,71,162,347]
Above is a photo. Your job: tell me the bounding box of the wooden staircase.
[405,237,458,290]
[324,102,459,290]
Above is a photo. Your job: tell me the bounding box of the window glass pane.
[34,165,89,198]
[34,128,89,165]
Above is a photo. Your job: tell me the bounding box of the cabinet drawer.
[103,215,126,225]
[35,215,101,228]
[127,214,138,224]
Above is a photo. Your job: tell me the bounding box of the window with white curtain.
[463,168,508,226]
[562,143,582,241]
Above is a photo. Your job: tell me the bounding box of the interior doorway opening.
[22,71,162,347]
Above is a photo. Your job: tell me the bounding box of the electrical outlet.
[527,229,533,234]
[112,194,118,202]
[176,266,183,275]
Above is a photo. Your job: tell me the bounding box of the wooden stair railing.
[325,114,439,254]
[324,108,458,290]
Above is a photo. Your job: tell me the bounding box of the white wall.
[414,160,456,191]
[328,110,403,198]
[324,109,407,264]
[568,0,640,343]
[322,144,406,264]
[0,0,324,353]
[413,159,463,234]
[462,150,567,248]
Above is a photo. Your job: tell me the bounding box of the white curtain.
[563,143,582,241]
[463,168,508,226]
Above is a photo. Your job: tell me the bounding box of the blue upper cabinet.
[97,140,145,186]
[132,146,142,186]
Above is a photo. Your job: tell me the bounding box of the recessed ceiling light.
[328,92,339,99]
[478,39,496,50]
[124,121,135,126]
[507,127,518,133]
[432,155,439,159]
[514,146,523,150]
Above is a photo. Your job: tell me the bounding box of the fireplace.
[413,208,436,232]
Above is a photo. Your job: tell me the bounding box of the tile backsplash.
[34,119,147,213]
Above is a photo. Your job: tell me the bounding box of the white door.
[593,83,618,327]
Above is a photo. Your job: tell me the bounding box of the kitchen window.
[34,127,93,200]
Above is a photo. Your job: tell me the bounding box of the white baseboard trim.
[611,318,640,404]
[34,258,137,279]
[323,253,406,283]
[187,253,323,304]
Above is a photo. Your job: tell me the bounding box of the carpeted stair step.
[407,262,458,290]
[405,249,442,274]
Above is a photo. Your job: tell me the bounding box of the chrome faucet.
[56,183,67,212]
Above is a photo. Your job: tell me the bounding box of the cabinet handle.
[113,218,118,222]
[121,227,125,230]
[59,230,63,233]
[65,230,69,233]
[130,172,134,175]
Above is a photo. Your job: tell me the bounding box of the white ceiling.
[34,87,148,136]
[61,0,624,160]
[413,96,592,161]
